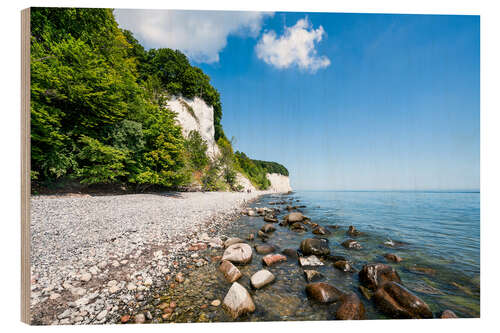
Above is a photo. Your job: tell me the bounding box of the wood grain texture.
[21,7,31,325]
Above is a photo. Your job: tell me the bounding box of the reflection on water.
[146,191,480,322]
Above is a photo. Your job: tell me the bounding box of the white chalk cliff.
[166,96,291,193]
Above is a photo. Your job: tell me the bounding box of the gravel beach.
[29,191,275,325]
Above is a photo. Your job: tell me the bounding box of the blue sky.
[115,10,480,191]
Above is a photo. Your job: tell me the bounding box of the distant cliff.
[167,96,291,193]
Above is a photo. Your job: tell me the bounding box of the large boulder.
[359,263,401,290]
[250,270,275,289]
[222,243,253,265]
[222,282,256,319]
[219,260,242,283]
[373,281,433,319]
[300,238,330,256]
[287,212,305,223]
[336,293,365,320]
[305,282,344,303]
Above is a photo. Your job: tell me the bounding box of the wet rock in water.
[305,282,344,303]
[282,248,298,259]
[326,255,347,262]
[222,243,253,265]
[223,282,256,319]
[287,212,305,223]
[373,281,433,319]
[224,238,245,248]
[312,226,330,235]
[384,253,403,263]
[336,293,365,320]
[383,239,408,248]
[359,285,372,300]
[290,222,307,232]
[341,239,362,249]
[304,269,323,282]
[300,238,330,256]
[255,244,276,255]
[347,225,362,237]
[299,255,324,267]
[258,230,269,240]
[219,260,243,283]
[334,260,354,272]
[359,263,401,290]
[409,266,436,276]
[247,209,257,217]
[261,224,276,233]
[134,313,146,324]
[247,233,255,241]
[251,269,276,289]
[441,310,458,318]
[263,215,278,223]
[326,225,340,230]
[262,253,287,266]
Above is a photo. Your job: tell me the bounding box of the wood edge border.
[21,7,31,325]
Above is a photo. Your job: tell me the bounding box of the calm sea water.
[154,190,480,322]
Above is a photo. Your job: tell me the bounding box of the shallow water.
[147,190,480,322]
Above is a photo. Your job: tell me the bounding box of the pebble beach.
[29,191,272,325]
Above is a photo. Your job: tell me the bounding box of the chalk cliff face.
[266,173,293,193]
[167,96,292,193]
[166,96,220,158]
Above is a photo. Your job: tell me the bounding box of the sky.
[115,10,480,191]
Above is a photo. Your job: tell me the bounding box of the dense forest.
[30,7,288,193]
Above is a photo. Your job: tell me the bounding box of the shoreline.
[29,190,286,325]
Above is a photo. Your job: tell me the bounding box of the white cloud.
[255,18,330,73]
[114,9,272,63]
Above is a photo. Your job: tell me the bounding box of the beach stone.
[222,243,253,265]
[222,282,256,319]
[299,238,330,256]
[175,272,185,283]
[299,255,324,267]
[359,263,401,290]
[347,226,361,237]
[287,212,305,223]
[255,244,276,255]
[211,299,221,307]
[80,272,92,282]
[134,313,146,324]
[290,223,307,232]
[336,293,365,320]
[312,226,330,235]
[441,309,458,318]
[373,281,433,319]
[224,238,244,248]
[219,260,242,283]
[263,216,278,223]
[247,209,256,217]
[120,315,130,323]
[250,269,275,289]
[96,309,108,321]
[262,253,287,266]
[334,260,354,272]
[261,224,276,233]
[384,253,403,263]
[305,282,344,303]
[247,233,255,241]
[282,248,298,258]
[341,239,362,249]
[258,230,269,240]
[304,270,323,282]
